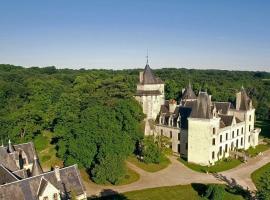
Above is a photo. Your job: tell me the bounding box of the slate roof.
[182,82,196,100]
[0,142,37,172]
[0,165,18,185]
[190,92,213,119]
[141,64,163,84]
[219,114,243,128]
[213,102,231,114]
[31,157,43,176]
[0,165,86,200]
[238,87,252,111]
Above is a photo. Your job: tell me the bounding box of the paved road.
[85,149,270,197]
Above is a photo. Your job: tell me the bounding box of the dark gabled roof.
[0,147,19,171]
[0,165,19,185]
[182,82,196,100]
[0,142,37,172]
[213,102,231,114]
[219,114,243,128]
[12,169,27,179]
[141,64,163,84]
[219,115,234,127]
[0,165,86,200]
[190,92,213,119]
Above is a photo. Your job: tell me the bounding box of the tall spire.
[8,139,15,153]
[146,49,149,65]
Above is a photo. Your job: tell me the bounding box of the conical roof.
[141,64,163,84]
[32,156,43,176]
[238,86,251,111]
[182,82,196,100]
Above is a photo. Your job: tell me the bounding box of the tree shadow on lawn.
[89,189,129,200]
[212,173,254,199]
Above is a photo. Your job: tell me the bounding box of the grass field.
[178,157,242,173]
[90,184,244,200]
[80,166,140,186]
[33,131,63,171]
[246,144,270,157]
[127,155,171,172]
[251,162,270,190]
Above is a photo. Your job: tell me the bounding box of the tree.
[256,171,270,200]
[204,184,225,200]
[141,136,162,164]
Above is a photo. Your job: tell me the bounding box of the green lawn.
[80,166,140,186]
[251,162,270,190]
[90,184,244,200]
[256,120,270,139]
[127,155,171,172]
[246,144,270,157]
[178,157,242,173]
[33,131,63,171]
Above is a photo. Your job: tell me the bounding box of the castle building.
[0,141,87,200]
[135,64,261,166]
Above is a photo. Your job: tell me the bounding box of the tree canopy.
[0,64,269,183]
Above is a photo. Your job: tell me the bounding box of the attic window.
[53,193,58,200]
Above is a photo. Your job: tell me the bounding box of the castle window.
[212,138,215,145]
[213,128,216,135]
[236,140,239,148]
[237,129,239,136]
[249,125,251,132]
[219,146,222,156]
[248,136,251,142]
[241,137,243,146]
[225,144,228,153]
[249,115,251,121]
[170,131,172,138]
[178,144,180,153]
[232,131,234,138]
[178,133,180,140]
[53,193,58,200]
[212,151,215,159]
[161,129,163,136]
[226,133,228,140]
[220,135,222,143]
[231,142,234,150]
[241,127,244,134]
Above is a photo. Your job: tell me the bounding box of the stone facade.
[135,65,261,166]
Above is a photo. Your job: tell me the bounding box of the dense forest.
[0,64,269,183]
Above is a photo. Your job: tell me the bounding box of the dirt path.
[85,149,270,197]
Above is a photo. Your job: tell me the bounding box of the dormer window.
[53,193,58,200]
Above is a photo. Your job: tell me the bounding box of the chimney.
[54,166,61,182]
[139,71,144,83]
[169,99,177,113]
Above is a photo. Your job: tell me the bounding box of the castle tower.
[135,61,165,134]
[230,86,259,149]
[187,92,220,165]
